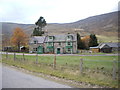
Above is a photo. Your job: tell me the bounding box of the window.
[49,48,53,52]
[67,42,71,45]
[33,48,37,51]
[47,48,53,52]
[68,36,70,39]
[67,35,73,40]
[48,42,53,46]
[67,35,72,40]
[34,40,38,44]
[49,36,53,39]
[68,48,71,52]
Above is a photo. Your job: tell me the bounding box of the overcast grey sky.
[0,0,119,24]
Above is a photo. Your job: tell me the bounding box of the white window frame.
[33,48,37,51]
[67,48,71,52]
[34,40,38,44]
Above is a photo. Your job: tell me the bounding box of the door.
[37,46,44,54]
[57,48,60,54]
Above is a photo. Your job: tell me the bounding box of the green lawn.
[2,54,119,88]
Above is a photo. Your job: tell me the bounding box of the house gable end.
[99,44,110,49]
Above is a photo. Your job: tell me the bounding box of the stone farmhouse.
[29,33,77,54]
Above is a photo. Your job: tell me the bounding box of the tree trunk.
[18,42,20,52]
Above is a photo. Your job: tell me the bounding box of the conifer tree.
[32,16,46,36]
[89,34,98,47]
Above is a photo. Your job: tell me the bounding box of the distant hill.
[45,11,118,36]
[1,11,118,42]
[1,22,35,37]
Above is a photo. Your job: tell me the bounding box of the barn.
[90,43,119,53]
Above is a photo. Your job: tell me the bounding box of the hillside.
[45,11,118,37]
[1,11,118,42]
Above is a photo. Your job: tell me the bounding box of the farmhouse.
[29,33,77,54]
[90,42,120,53]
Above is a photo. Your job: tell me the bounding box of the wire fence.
[2,52,119,80]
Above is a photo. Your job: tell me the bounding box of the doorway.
[57,48,60,54]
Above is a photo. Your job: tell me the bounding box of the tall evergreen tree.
[32,27,44,36]
[32,16,46,36]
[35,16,47,29]
[89,34,98,47]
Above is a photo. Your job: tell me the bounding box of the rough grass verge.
[2,54,119,88]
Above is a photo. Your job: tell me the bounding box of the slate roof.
[29,36,46,43]
[44,34,77,42]
[90,42,120,49]
[99,43,119,48]
[29,34,77,43]
[99,44,110,49]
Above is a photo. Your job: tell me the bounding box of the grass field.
[2,54,119,88]
[96,35,118,43]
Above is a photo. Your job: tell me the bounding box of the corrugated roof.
[90,46,99,49]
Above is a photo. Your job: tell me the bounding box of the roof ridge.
[43,35,48,43]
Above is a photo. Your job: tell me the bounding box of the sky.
[0,0,119,24]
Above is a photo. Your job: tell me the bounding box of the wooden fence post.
[14,52,16,61]
[53,54,56,69]
[36,53,38,64]
[80,58,83,74]
[23,53,25,61]
[118,63,120,82]
[6,52,8,59]
[112,60,116,80]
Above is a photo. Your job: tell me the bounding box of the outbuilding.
[90,46,100,53]
[90,43,119,53]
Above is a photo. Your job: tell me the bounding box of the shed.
[90,43,119,53]
[20,46,28,52]
[99,44,112,53]
[90,46,100,53]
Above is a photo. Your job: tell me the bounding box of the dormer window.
[67,35,73,40]
[68,36,70,39]
[68,42,71,45]
[48,36,54,41]
[34,40,38,44]
[49,36,53,39]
